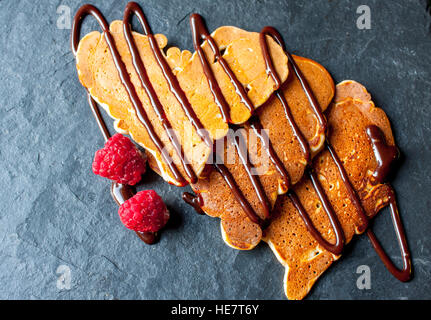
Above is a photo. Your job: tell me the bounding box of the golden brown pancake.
[190,55,334,250]
[263,80,396,300]
[75,21,288,186]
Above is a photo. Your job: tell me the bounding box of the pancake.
[190,55,334,250]
[263,80,397,300]
[75,20,288,186]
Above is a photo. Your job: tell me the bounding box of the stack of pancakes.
[75,16,405,299]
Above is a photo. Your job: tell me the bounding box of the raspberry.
[118,190,170,232]
[92,133,146,185]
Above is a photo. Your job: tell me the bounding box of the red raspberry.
[92,133,146,185]
[118,190,170,232]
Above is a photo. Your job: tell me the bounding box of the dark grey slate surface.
[0,0,430,300]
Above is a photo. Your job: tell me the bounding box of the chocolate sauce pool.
[366,125,399,185]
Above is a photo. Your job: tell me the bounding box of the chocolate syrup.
[123,3,197,184]
[326,143,369,232]
[260,26,326,133]
[366,191,412,282]
[189,14,271,224]
[124,3,212,149]
[190,14,254,123]
[72,4,189,186]
[366,125,399,185]
[261,25,411,277]
[365,125,411,281]
[287,191,343,255]
[87,93,110,142]
[190,14,230,123]
[249,118,291,192]
[232,130,271,219]
[306,168,345,255]
[260,25,346,254]
[182,192,205,215]
[71,4,156,244]
[135,231,158,244]
[259,28,313,162]
[276,90,311,163]
[260,25,411,274]
[213,160,263,226]
[110,182,135,205]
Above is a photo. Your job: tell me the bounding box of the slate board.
[0,0,430,300]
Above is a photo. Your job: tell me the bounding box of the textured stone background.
[0,0,430,300]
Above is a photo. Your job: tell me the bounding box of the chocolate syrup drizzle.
[306,168,345,254]
[259,26,411,278]
[259,26,345,254]
[326,144,369,233]
[71,4,156,245]
[249,118,291,192]
[182,192,205,215]
[124,3,213,150]
[188,15,349,256]
[213,159,264,226]
[188,15,345,252]
[232,129,272,219]
[71,3,411,281]
[260,26,326,133]
[123,2,197,184]
[72,3,197,187]
[190,14,254,123]
[365,126,411,281]
[190,14,272,225]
